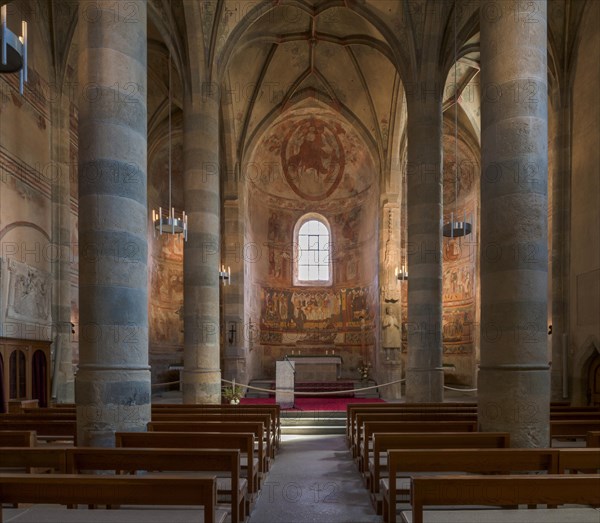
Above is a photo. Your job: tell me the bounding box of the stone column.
[75,0,150,446]
[479,0,550,447]
[404,85,444,403]
[550,92,570,401]
[50,91,74,403]
[182,89,221,404]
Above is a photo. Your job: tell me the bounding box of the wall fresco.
[260,285,375,347]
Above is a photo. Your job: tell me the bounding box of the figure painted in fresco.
[382,306,401,349]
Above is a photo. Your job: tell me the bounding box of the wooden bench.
[368,432,511,502]
[152,404,281,447]
[0,420,76,443]
[0,447,66,473]
[381,448,561,523]
[549,411,600,419]
[151,412,276,459]
[587,431,600,447]
[115,431,259,497]
[551,420,600,438]
[0,430,36,447]
[550,406,600,412]
[346,403,477,445]
[558,448,600,473]
[406,474,600,523]
[353,412,477,459]
[66,447,246,523]
[148,420,269,475]
[357,420,478,471]
[0,473,222,523]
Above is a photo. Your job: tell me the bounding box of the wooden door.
[589,354,600,406]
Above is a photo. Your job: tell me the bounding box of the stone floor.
[248,434,380,523]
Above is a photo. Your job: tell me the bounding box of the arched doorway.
[587,352,600,406]
[32,350,48,408]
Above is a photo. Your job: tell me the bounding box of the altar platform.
[245,378,380,399]
[284,354,343,382]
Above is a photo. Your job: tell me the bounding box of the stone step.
[281,410,346,420]
[281,425,346,435]
[281,411,346,435]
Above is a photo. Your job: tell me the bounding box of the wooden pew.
[346,403,477,445]
[368,432,511,502]
[0,420,76,443]
[382,449,561,523]
[152,404,281,447]
[587,431,600,447]
[558,448,600,474]
[549,412,600,420]
[148,420,269,475]
[0,447,66,473]
[0,430,36,447]
[151,412,276,459]
[551,420,600,438]
[115,431,259,497]
[549,406,600,412]
[1,412,75,420]
[66,447,246,523]
[0,473,222,523]
[406,474,600,523]
[356,420,478,470]
[353,412,477,458]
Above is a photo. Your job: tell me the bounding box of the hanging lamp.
[1,5,27,94]
[443,4,472,239]
[152,42,187,240]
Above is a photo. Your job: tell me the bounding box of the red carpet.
[239,397,385,411]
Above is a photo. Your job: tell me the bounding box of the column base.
[379,360,403,401]
[75,367,151,447]
[182,369,222,404]
[405,368,443,403]
[478,366,550,448]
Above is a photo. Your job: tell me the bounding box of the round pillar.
[405,90,444,403]
[182,91,222,404]
[479,0,550,447]
[75,0,150,446]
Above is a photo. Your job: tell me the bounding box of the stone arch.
[572,335,600,405]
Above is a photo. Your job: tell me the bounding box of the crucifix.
[228,322,237,345]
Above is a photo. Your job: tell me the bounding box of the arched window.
[294,214,332,286]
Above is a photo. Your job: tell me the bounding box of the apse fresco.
[259,286,376,347]
[280,117,345,201]
[246,107,379,377]
[249,111,373,201]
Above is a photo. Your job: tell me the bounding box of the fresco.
[248,110,374,202]
[260,285,375,347]
[280,117,345,200]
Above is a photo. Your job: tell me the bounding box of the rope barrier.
[221,377,406,396]
[151,380,181,388]
[443,385,478,392]
[153,378,476,395]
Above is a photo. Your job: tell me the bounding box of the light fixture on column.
[1,5,28,94]
[396,180,408,281]
[395,265,408,282]
[443,4,472,240]
[152,45,187,240]
[219,265,231,285]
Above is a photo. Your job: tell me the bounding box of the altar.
[285,354,342,382]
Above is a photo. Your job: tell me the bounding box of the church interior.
[0,0,599,522]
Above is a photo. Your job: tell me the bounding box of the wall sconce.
[395,265,408,281]
[219,265,231,285]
